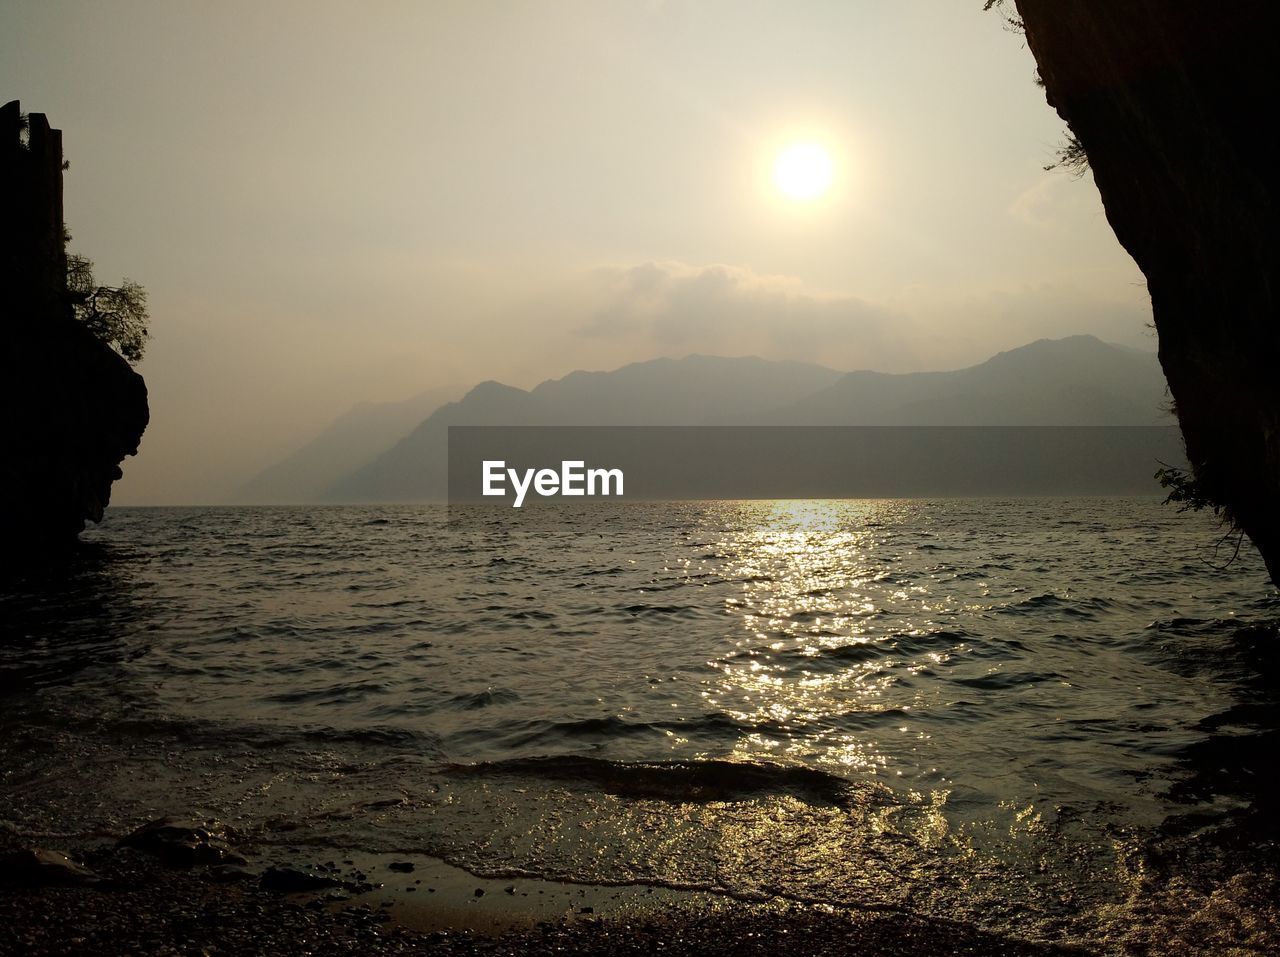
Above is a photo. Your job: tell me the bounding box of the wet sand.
[0,835,1089,956]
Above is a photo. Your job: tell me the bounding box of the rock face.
[1010,3,1280,583]
[1,100,148,550]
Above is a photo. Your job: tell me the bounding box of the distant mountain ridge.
[324,335,1168,503]
[237,386,461,504]
[327,355,845,501]
[756,335,1167,425]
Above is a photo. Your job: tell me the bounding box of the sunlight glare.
[774,142,834,202]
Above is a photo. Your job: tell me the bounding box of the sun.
[773,142,834,202]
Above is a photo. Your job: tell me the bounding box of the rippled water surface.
[2,500,1278,952]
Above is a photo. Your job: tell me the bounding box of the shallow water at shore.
[2,499,1278,952]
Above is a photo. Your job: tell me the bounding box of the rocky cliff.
[1,100,148,550]
[1009,2,1280,583]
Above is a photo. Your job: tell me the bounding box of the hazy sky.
[2,1,1153,504]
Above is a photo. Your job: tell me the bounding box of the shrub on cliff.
[66,253,148,364]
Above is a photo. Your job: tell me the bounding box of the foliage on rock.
[66,254,149,364]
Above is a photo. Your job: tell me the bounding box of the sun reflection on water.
[698,500,956,779]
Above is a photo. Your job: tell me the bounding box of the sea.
[2,499,1277,953]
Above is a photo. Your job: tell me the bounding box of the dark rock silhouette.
[1,100,148,550]
[1009,3,1280,583]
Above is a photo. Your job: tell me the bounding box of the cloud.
[569,261,915,370]
[491,259,1154,391]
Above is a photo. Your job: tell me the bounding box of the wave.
[443,754,874,808]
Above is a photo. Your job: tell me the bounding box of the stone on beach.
[119,817,247,868]
[0,848,100,887]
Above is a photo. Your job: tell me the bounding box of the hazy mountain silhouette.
[237,386,461,504]
[756,335,1168,425]
[328,356,844,501]
[526,355,846,424]
[326,336,1167,502]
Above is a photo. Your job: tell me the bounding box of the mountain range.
[236,386,461,503]
[238,335,1170,503]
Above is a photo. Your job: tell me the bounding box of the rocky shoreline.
[0,823,1089,956]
